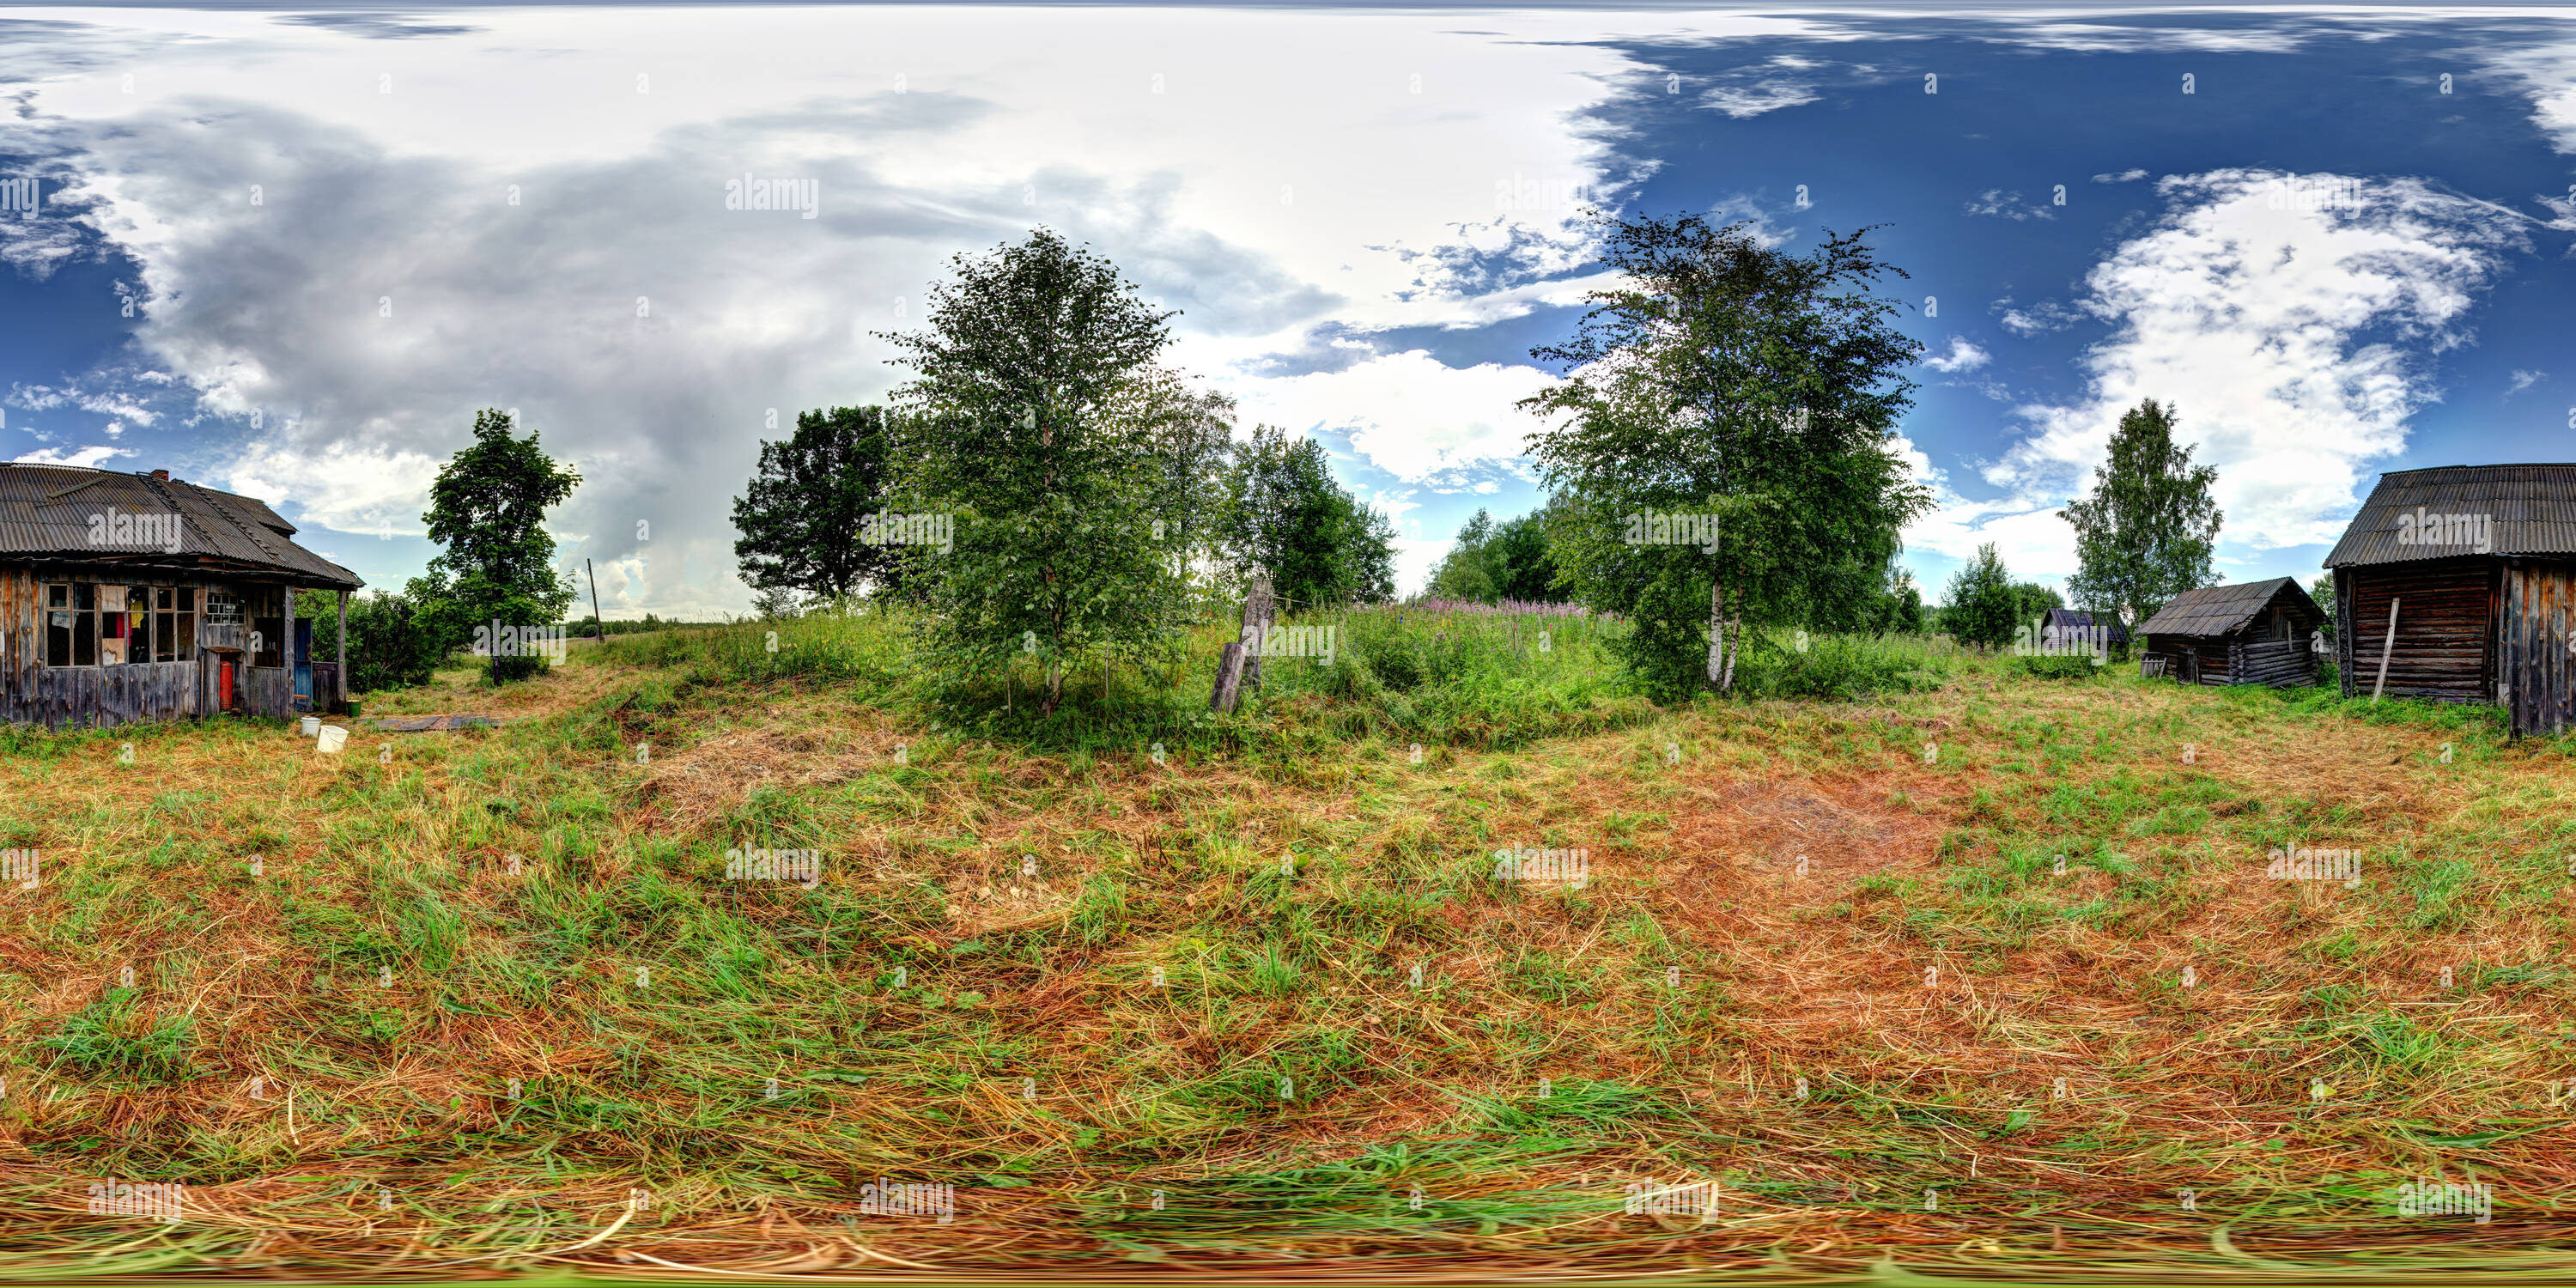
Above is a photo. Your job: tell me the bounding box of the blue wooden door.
[294,619,313,710]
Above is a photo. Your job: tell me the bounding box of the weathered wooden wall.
[2143,632,2317,688]
[2142,635,2234,684]
[244,666,293,720]
[2229,637,2318,688]
[2336,568,2357,698]
[4,659,204,730]
[0,565,302,730]
[2,568,36,728]
[2343,558,2494,704]
[2500,560,2576,737]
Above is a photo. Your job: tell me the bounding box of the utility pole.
[586,559,605,644]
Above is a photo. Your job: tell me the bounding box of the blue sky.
[3,4,2572,614]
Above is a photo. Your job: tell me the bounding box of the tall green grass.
[1734,629,1957,700]
[594,602,1667,753]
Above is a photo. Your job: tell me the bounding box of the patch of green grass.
[39,988,194,1084]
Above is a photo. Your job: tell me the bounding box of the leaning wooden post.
[1239,573,1276,695]
[283,583,297,712]
[2371,597,2400,703]
[1209,641,1248,714]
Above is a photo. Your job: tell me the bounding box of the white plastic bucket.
[301,716,321,737]
[315,726,349,754]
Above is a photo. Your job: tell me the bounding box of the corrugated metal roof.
[2324,463,2576,568]
[2135,577,2317,638]
[0,465,362,589]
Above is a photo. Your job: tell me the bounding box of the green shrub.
[1737,631,1951,700]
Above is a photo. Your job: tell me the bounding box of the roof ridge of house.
[2379,462,2576,477]
[167,476,289,564]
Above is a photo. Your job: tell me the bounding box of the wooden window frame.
[39,580,201,667]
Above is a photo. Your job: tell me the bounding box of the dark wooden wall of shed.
[2142,635,2233,684]
[1,565,302,730]
[2501,561,2576,737]
[2339,559,2494,704]
[2335,568,2355,697]
[2229,637,2318,687]
[2142,633,2317,686]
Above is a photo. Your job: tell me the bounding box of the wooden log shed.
[2040,606,2129,650]
[0,464,363,730]
[2133,577,2325,688]
[2323,463,2576,736]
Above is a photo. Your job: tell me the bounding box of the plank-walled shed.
[0,464,363,730]
[2041,607,2129,650]
[2323,463,2576,737]
[2133,578,2325,687]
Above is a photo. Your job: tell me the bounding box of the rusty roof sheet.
[2324,463,2576,568]
[0,465,362,589]
[2135,577,2318,639]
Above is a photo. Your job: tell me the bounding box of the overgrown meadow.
[3,611,2573,1279]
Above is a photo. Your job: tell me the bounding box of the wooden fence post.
[1209,641,1247,714]
[1240,574,1276,695]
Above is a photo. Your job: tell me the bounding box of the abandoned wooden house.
[1,464,362,729]
[2133,578,2324,687]
[2040,606,2129,651]
[2323,463,2576,736]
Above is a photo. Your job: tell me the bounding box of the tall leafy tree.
[1427,506,1564,604]
[1485,508,1563,602]
[879,228,1194,714]
[1219,422,1395,607]
[406,409,580,681]
[1519,215,1930,699]
[2011,580,2066,631]
[2062,398,2221,627]
[732,405,908,605]
[1862,562,1927,635]
[1154,383,1238,581]
[2310,574,2336,642]
[1428,510,1499,602]
[1941,544,2021,649]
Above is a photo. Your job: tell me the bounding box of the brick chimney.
[151,469,170,482]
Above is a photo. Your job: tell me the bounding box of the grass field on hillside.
[3,613,2573,1280]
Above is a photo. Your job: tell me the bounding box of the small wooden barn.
[2133,578,2324,687]
[2323,464,2576,736]
[1,464,362,730]
[2040,607,2129,650]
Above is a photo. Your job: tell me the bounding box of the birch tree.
[1519,215,1928,700]
[880,229,1198,714]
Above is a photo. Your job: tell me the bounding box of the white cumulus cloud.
[1911,168,2530,572]
[1922,337,1990,374]
[1222,349,1560,487]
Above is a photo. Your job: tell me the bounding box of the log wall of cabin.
[2229,637,2318,688]
[1,564,304,729]
[2344,559,2494,704]
[2336,568,2357,698]
[2500,560,2576,738]
[2141,634,2233,684]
